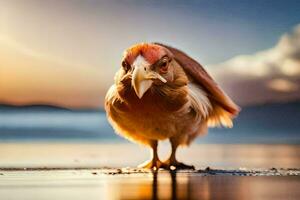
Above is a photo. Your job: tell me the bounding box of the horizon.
[1,99,300,111]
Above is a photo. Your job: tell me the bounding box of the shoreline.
[0,167,299,176]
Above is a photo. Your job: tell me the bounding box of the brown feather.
[155,43,240,116]
[155,43,240,127]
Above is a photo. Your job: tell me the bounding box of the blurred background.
[0,0,300,168]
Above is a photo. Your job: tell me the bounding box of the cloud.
[267,79,298,92]
[210,24,300,106]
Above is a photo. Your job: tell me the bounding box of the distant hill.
[0,104,103,112]
[0,104,69,111]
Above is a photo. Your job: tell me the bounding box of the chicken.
[105,43,240,170]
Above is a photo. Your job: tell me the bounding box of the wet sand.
[0,168,299,200]
[0,143,300,199]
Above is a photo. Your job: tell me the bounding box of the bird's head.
[122,43,174,99]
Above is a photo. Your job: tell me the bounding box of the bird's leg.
[163,139,195,170]
[138,140,163,170]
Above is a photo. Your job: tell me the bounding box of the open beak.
[132,65,167,99]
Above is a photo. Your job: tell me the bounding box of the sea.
[0,102,299,144]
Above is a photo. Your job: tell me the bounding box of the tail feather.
[207,104,235,128]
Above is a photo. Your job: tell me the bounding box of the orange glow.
[0,35,109,108]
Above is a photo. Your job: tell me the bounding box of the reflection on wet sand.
[114,171,300,200]
[0,169,299,200]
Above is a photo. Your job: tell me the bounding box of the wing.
[156,43,240,127]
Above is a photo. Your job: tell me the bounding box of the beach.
[0,143,299,200]
[0,168,299,200]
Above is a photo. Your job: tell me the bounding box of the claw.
[162,159,195,170]
[138,159,164,170]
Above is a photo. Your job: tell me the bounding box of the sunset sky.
[0,0,300,108]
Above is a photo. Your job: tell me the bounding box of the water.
[0,108,115,141]
[0,104,299,144]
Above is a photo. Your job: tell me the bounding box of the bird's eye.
[159,57,169,73]
[122,60,131,72]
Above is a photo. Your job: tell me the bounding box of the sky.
[0,0,300,108]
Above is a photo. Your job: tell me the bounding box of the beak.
[132,65,167,99]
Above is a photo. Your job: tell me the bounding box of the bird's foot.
[162,159,195,170]
[138,159,164,170]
